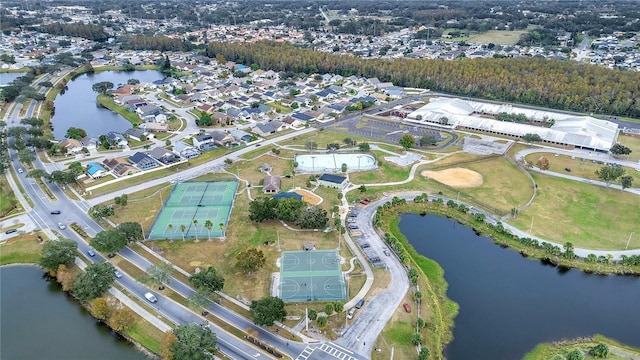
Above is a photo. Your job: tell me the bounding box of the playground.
[277,250,346,302]
[147,181,238,240]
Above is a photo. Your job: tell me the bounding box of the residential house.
[59,138,83,155]
[281,116,304,129]
[227,128,254,143]
[262,175,280,194]
[125,128,147,142]
[211,130,235,147]
[103,158,140,176]
[129,152,159,170]
[292,112,313,122]
[86,161,107,179]
[81,136,98,151]
[253,122,278,136]
[317,173,349,190]
[143,122,169,132]
[137,104,162,119]
[173,141,201,159]
[106,131,128,148]
[149,146,179,164]
[193,134,216,150]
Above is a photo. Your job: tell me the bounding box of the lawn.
[617,135,640,162]
[0,234,43,265]
[107,183,174,233]
[348,154,411,185]
[523,335,640,360]
[0,181,19,216]
[524,152,640,184]
[509,173,640,250]
[468,30,528,45]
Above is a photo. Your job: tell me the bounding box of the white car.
[57,222,66,230]
[114,271,123,279]
[144,292,158,303]
[18,168,24,174]
[347,308,356,319]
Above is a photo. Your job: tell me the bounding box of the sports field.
[278,250,346,302]
[148,181,238,240]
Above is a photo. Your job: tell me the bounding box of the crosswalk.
[295,342,359,360]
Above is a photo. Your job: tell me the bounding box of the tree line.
[35,23,109,42]
[205,40,640,117]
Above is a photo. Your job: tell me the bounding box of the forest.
[206,40,640,117]
[35,23,109,42]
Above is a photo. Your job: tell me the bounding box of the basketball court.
[277,250,346,302]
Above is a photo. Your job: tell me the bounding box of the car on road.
[57,222,66,230]
[347,308,356,319]
[18,168,23,174]
[50,210,61,215]
[5,229,17,234]
[382,192,389,197]
[114,271,123,278]
[87,250,96,257]
[383,249,391,256]
[255,144,261,147]
[144,292,158,303]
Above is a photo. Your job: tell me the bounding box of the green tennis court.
[148,181,238,240]
[278,250,346,302]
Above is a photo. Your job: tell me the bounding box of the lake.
[51,70,163,140]
[0,265,148,360]
[399,213,640,360]
[0,72,26,85]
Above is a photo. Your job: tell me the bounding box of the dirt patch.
[421,168,483,188]
[292,188,323,205]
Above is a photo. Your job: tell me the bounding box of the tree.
[40,239,77,271]
[610,143,631,156]
[236,248,266,275]
[250,296,287,326]
[522,133,543,143]
[109,308,135,331]
[316,316,327,328]
[190,266,224,296]
[171,322,217,360]
[127,78,140,85]
[620,175,633,189]
[418,347,430,360]
[567,349,584,360]
[148,262,173,290]
[248,197,278,222]
[114,194,128,207]
[359,184,367,193]
[17,148,35,165]
[595,165,625,186]
[193,219,199,241]
[297,206,328,229]
[90,204,114,219]
[333,302,344,313]
[275,197,304,222]
[536,156,550,171]
[324,303,334,315]
[91,81,114,95]
[160,331,177,360]
[66,127,87,139]
[180,224,187,241]
[116,222,143,242]
[73,262,115,301]
[439,116,449,125]
[411,333,423,345]
[90,297,111,320]
[188,291,213,314]
[417,132,438,146]
[589,343,609,358]
[90,230,127,256]
[160,56,172,75]
[56,264,76,291]
[196,111,212,126]
[399,134,415,149]
[204,220,213,241]
[358,142,370,152]
[308,309,317,321]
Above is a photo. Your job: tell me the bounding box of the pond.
[399,213,640,360]
[51,70,163,140]
[0,265,148,360]
[0,72,26,85]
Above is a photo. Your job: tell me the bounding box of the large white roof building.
[406,97,619,152]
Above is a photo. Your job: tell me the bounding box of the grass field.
[524,152,640,184]
[510,173,640,250]
[523,334,640,360]
[617,135,640,162]
[444,29,527,45]
[0,235,42,265]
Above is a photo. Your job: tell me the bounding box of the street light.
[311,156,316,172]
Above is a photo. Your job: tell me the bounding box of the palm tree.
[168,223,173,242]
[204,220,213,241]
[193,219,199,241]
[180,224,186,242]
[219,222,225,239]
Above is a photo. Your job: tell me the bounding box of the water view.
[399,213,640,360]
[0,265,148,360]
[0,72,26,85]
[51,70,163,140]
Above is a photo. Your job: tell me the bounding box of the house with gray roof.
[129,152,159,170]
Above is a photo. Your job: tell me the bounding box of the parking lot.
[332,117,443,147]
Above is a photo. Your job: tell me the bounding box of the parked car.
[114,271,123,278]
[18,168,23,174]
[403,303,411,313]
[347,308,356,319]
[383,249,391,256]
[144,292,158,303]
[50,210,61,215]
[5,229,17,234]
[87,250,96,257]
[57,222,66,230]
